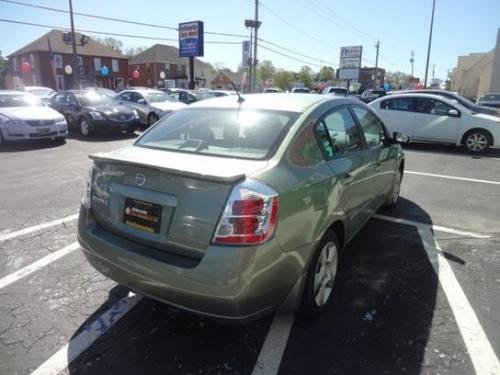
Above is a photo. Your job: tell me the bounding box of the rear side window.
[380,97,414,111]
[415,98,456,115]
[315,107,363,158]
[351,106,387,148]
[137,108,299,160]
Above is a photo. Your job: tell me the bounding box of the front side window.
[52,93,67,105]
[118,92,132,101]
[415,98,456,116]
[352,106,387,148]
[315,107,364,158]
[137,108,298,160]
[380,97,414,111]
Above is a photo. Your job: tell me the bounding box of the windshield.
[144,92,175,103]
[76,92,116,106]
[479,93,500,101]
[0,93,43,107]
[137,108,299,160]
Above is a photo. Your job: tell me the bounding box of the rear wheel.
[79,117,93,137]
[300,231,340,317]
[464,130,491,153]
[147,113,159,127]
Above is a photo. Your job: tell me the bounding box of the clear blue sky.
[0,0,499,81]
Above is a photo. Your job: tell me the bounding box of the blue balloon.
[100,66,109,76]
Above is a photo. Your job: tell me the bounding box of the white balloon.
[159,71,166,79]
[64,65,73,75]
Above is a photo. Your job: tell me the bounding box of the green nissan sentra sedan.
[78,93,406,323]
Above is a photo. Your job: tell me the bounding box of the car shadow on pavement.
[67,288,273,374]
[0,138,66,152]
[403,142,500,158]
[280,198,440,374]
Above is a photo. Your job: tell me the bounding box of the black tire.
[299,230,340,318]
[463,130,491,153]
[54,137,66,144]
[384,167,403,208]
[79,117,93,137]
[147,113,159,127]
[0,130,4,147]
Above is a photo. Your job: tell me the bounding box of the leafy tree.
[257,60,276,82]
[295,65,314,89]
[93,37,123,53]
[0,51,8,89]
[125,46,148,58]
[317,66,335,81]
[385,71,411,88]
[274,70,295,91]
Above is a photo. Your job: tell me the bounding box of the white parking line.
[0,242,79,290]
[31,292,142,375]
[252,312,295,375]
[0,214,78,243]
[373,214,491,239]
[406,170,500,186]
[418,229,500,375]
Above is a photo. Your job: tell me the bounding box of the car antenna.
[229,80,245,104]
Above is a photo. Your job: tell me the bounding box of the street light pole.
[423,0,436,89]
[252,0,259,93]
[68,0,80,89]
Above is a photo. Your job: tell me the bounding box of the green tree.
[385,71,411,88]
[295,65,314,89]
[274,70,294,91]
[257,60,276,82]
[317,66,335,81]
[93,37,123,53]
[0,51,8,89]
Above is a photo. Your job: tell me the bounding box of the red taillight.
[213,180,279,245]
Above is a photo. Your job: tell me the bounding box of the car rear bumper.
[78,204,308,323]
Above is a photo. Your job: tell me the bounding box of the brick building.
[210,70,243,90]
[128,44,216,89]
[6,29,129,91]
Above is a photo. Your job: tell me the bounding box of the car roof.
[188,93,358,112]
[0,90,31,95]
[370,92,465,107]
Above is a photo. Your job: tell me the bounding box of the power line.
[258,38,337,67]
[0,18,242,45]
[259,1,337,50]
[0,0,248,38]
[257,44,324,68]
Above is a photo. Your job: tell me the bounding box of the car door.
[315,106,372,240]
[49,92,72,124]
[64,92,82,125]
[412,97,462,142]
[351,105,396,210]
[377,97,416,137]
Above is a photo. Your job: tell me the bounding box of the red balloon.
[132,70,140,79]
[21,61,31,73]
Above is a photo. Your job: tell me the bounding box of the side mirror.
[137,99,146,105]
[393,132,410,144]
[448,109,459,116]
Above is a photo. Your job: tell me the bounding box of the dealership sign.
[178,21,204,57]
[339,45,362,80]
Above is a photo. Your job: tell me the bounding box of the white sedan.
[368,93,500,153]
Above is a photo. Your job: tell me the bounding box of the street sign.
[339,45,362,80]
[178,21,204,57]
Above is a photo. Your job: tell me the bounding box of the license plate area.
[36,128,50,134]
[123,197,162,233]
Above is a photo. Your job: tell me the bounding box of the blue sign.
[100,66,109,76]
[178,21,204,57]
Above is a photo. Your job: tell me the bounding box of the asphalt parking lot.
[0,135,499,375]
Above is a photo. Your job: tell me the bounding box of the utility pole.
[68,0,80,89]
[424,0,436,89]
[374,40,380,87]
[410,50,415,77]
[432,64,436,80]
[252,0,259,93]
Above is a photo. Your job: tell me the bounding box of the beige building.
[451,28,500,100]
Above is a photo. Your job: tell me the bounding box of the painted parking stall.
[0,137,499,374]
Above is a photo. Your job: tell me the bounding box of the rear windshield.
[136,108,299,160]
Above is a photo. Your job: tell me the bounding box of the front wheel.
[384,168,403,208]
[79,118,93,137]
[147,113,159,127]
[299,231,340,318]
[464,130,491,153]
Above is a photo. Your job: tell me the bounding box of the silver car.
[117,89,187,127]
[0,91,68,146]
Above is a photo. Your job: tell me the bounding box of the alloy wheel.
[465,132,488,152]
[313,241,338,307]
[80,119,90,137]
[148,113,159,126]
